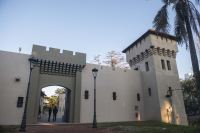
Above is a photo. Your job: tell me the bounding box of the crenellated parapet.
[127,46,177,67]
[122,29,178,68]
[31,44,86,77]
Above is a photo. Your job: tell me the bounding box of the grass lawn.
[95,121,200,133]
[0,125,19,133]
[1,121,200,133]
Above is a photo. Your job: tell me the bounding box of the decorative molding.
[36,60,85,77]
[128,47,177,67]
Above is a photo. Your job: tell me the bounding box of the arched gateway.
[26,45,86,124]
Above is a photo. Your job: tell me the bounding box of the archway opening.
[38,85,71,124]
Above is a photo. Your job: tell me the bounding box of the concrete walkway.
[37,112,66,125]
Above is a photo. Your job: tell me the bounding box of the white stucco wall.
[0,50,30,125]
[125,34,188,125]
[80,64,145,123]
[57,94,65,118]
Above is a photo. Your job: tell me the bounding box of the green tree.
[153,0,200,110]
[44,96,59,109]
[180,77,198,112]
[55,88,66,96]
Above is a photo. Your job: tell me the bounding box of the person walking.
[53,106,58,122]
[38,105,41,119]
[48,107,52,122]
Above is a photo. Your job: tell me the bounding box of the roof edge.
[122,29,177,53]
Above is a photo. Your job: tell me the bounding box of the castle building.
[0,29,187,125]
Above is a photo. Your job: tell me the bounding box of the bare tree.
[91,51,129,69]
[90,55,101,66]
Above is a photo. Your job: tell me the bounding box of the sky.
[0,0,199,95]
[42,86,63,97]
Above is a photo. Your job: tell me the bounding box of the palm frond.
[162,0,169,4]
[195,0,200,4]
[153,4,170,33]
[174,1,188,48]
[162,0,177,4]
[169,0,178,4]
[172,1,179,10]
[187,1,200,40]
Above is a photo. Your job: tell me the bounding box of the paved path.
[38,111,66,125]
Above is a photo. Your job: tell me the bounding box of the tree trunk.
[183,2,200,111]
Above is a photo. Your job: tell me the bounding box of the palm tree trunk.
[183,2,200,112]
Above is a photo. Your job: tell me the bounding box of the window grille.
[113,92,116,100]
[17,97,24,107]
[137,94,140,101]
[167,61,171,70]
[161,60,165,69]
[85,91,89,99]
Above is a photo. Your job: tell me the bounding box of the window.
[135,106,138,111]
[17,97,24,107]
[145,62,149,71]
[148,88,151,96]
[85,91,89,99]
[169,87,172,96]
[161,60,165,69]
[137,94,140,101]
[167,61,171,70]
[113,92,116,100]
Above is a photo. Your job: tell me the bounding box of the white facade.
[0,51,30,125]
[0,30,188,126]
[57,94,65,119]
[80,64,144,123]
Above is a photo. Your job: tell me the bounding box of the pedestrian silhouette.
[53,106,58,122]
[48,107,52,122]
[38,105,41,119]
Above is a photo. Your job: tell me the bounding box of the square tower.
[122,29,187,125]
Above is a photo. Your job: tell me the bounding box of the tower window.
[145,62,149,71]
[161,60,165,69]
[135,106,138,111]
[137,94,140,101]
[113,92,116,100]
[167,61,171,70]
[85,91,89,99]
[148,88,151,96]
[17,97,24,107]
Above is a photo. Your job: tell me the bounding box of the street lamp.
[92,68,98,128]
[165,89,182,124]
[19,57,37,132]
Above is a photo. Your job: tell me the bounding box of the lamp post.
[165,89,182,124]
[19,57,37,132]
[92,68,98,128]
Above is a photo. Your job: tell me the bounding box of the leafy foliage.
[180,77,199,111]
[153,0,200,48]
[44,96,59,108]
[55,88,66,95]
